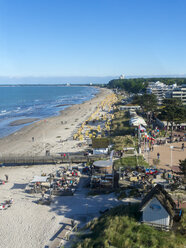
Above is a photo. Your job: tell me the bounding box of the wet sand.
[9,118,39,126]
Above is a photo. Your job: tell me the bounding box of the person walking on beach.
[182,143,184,151]
[5,174,8,182]
[41,191,45,199]
[157,152,160,160]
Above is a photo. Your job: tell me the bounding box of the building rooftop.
[139,184,176,217]
[92,138,109,149]
[93,160,113,168]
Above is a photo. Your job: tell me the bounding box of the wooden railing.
[141,221,171,230]
[0,154,108,166]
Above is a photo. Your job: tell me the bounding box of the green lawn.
[114,155,149,170]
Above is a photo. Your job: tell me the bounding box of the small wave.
[24,106,33,112]
[14,107,21,113]
[0,110,12,116]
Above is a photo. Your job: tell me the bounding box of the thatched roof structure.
[139,184,176,217]
[92,138,109,149]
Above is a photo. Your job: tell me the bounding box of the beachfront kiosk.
[93,160,113,174]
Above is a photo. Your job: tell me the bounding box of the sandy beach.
[0,163,129,248]
[0,87,119,248]
[0,87,112,157]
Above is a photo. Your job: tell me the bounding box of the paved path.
[143,141,186,169]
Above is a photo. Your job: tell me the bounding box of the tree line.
[107,78,186,93]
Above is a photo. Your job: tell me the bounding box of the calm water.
[0,85,98,138]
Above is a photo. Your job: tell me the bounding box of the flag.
[139,125,146,132]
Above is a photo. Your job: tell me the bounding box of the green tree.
[159,99,186,142]
[107,78,148,93]
[132,94,158,123]
[107,77,186,90]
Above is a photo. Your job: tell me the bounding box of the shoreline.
[1,86,99,136]
[0,87,112,156]
[0,85,99,138]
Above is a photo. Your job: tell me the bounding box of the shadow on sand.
[44,177,122,247]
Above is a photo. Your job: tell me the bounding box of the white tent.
[129,116,147,127]
[30,176,49,183]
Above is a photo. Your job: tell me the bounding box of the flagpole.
[138,125,141,154]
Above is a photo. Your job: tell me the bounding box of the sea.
[0,85,99,138]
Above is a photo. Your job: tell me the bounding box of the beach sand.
[0,87,112,157]
[0,87,118,248]
[0,163,126,248]
[0,164,64,248]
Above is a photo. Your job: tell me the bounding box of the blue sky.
[0,0,186,79]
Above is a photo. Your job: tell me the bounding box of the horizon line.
[0,74,186,78]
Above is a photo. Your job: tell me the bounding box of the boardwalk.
[0,153,108,166]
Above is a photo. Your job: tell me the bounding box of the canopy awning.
[31,176,49,183]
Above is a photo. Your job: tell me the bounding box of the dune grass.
[75,205,186,248]
[111,110,136,137]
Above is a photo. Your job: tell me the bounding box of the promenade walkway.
[143,141,186,169]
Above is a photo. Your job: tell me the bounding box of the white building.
[140,184,176,228]
[146,81,176,104]
[119,74,125,79]
[120,105,141,111]
[172,84,186,105]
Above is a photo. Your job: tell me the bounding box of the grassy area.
[111,110,136,136]
[112,135,137,151]
[74,204,186,248]
[176,208,186,235]
[114,155,149,170]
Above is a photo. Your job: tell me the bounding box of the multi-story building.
[146,81,176,104]
[172,84,186,105]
